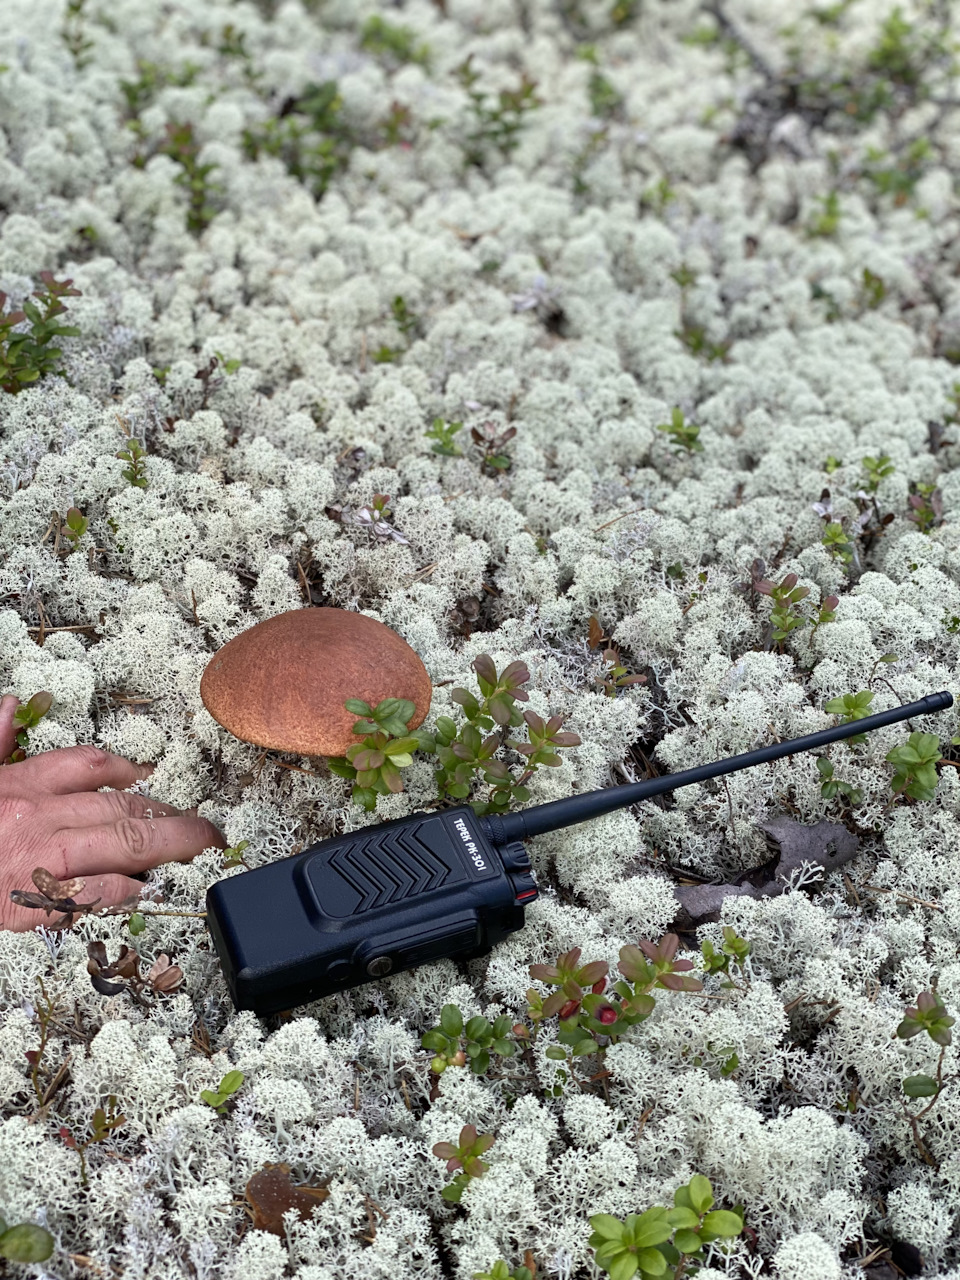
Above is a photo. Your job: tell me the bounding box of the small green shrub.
[886,731,942,804]
[823,690,874,745]
[861,454,894,492]
[200,1070,244,1115]
[2,692,54,764]
[432,1124,495,1202]
[473,1263,532,1280]
[117,436,148,488]
[906,482,942,534]
[425,417,464,457]
[327,698,425,812]
[0,274,82,394]
[456,55,541,168]
[821,520,854,565]
[360,15,430,68]
[421,1004,517,1075]
[589,1175,743,1279]
[61,506,89,551]
[656,407,702,455]
[159,122,222,235]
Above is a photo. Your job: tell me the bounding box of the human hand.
[0,694,226,931]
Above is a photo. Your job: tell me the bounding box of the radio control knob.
[365,955,393,977]
[498,841,530,873]
[509,870,538,904]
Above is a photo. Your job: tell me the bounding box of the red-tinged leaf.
[432,1142,458,1160]
[754,579,773,595]
[577,961,609,986]
[87,940,108,969]
[671,958,695,972]
[472,655,497,686]
[523,710,545,733]
[25,1050,38,1065]
[637,939,661,961]
[659,933,680,961]
[60,1127,76,1148]
[823,595,839,611]
[557,948,582,972]
[459,1124,478,1147]
[501,660,530,688]
[147,955,184,993]
[552,732,582,746]
[529,964,560,983]
[781,573,798,591]
[588,616,604,649]
[541,991,568,1017]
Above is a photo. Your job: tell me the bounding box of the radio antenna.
[485,690,954,844]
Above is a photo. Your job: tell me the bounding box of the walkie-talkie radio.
[206,690,954,1015]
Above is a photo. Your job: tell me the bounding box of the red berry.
[598,1006,618,1025]
[592,978,607,995]
[558,1000,580,1020]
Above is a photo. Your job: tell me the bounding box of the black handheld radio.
[206,690,953,1015]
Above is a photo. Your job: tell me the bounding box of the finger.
[13,744,154,795]
[52,790,187,827]
[58,813,227,877]
[0,695,20,763]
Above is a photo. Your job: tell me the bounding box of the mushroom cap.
[199,608,432,757]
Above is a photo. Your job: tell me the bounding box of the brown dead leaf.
[244,1163,330,1235]
[146,954,183,993]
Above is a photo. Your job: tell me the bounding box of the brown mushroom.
[199,608,432,757]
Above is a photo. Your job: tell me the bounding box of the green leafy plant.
[327,697,424,812]
[200,1069,244,1115]
[61,506,89,552]
[456,55,541,168]
[473,1262,532,1280]
[127,912,146,937]
[816,757,863,806]
[0,273,82,394]
[906,482,942,534]
[589,1175,743,1279]
[534,937,704,1081]
[360,15,430,68]
[896,989,955,1163]
[656,407,702,456]
[159,122,222,235]
[808,190,841,237]
[824,454,843,474]
[821,520,855,566]
[471,421,517,474]
[676,323,730,362]
[222,839,251,870]
[432,1124,495,1202]
[588,622,647,698]
[0,1218,54,1263]
[422,1004,517,1075]
[434,656,580,815]
[885,731,942,804]
[425,416,464,457]
[117,436,149,488]
[898,989,953,1114]
[243,82,354,200]
[861,454,894,492]
[374,295,420,362]
[754,572,810,642]
[60,1096,126,1187]
[700,927,751,985]
[2,692,54,765]
[860,267,888,308]
[823,690,875,746]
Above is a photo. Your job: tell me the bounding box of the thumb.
[0,695,20,763]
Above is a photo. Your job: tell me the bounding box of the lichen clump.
[1,0,960,1277]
